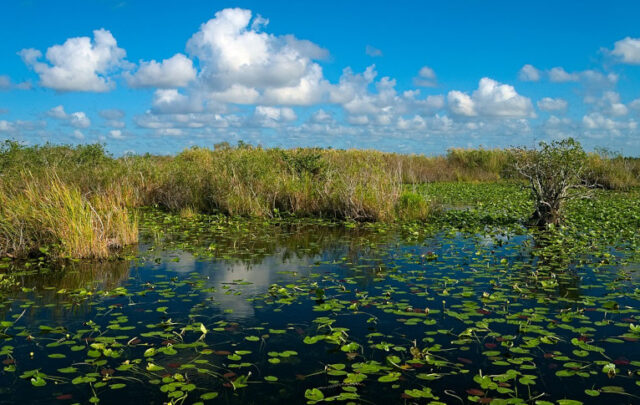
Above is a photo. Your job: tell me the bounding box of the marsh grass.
[0,140,638,259]
[0,173,137,259]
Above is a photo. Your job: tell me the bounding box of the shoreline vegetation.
[1,140,639,259]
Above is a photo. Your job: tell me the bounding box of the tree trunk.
[530,203,560,227]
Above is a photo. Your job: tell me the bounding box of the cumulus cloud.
[537,97,568,112]
[0,120,13,132]
[184,8,329,107]
[365,45,383,57]
[47,105,91,128]
[549,67,579,82]
[413,66,437,87]
[447,78,534,118]
[109,129,125,139]
[547,67,617,88]
[0,119,47,135]
[582,112,637,137]
[611,37,640,64]
[309,109,333,123]
[250,106,297,127]
[19,29,126,92]
[151,89,203,114]
[447,91,476,116]
[585,91,628,116]
[518,64,540,81]
[125,54,197,88]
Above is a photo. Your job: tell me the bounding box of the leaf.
[305,388,324,401]
[200,392,219,400]
[378,372,401,383]
[31,376,46,387]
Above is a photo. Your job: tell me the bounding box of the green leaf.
[305,388,324,401]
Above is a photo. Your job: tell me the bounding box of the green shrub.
[395,191,434,221]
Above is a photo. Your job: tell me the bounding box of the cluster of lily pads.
[0,183,638,404]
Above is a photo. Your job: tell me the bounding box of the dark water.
[1,219,639,404]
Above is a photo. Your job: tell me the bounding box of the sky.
[1,1,640,156]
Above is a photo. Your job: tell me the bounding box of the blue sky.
[1,1,640,155]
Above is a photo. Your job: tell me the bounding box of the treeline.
[0,141,638,259]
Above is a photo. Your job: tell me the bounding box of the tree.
[512,138,590,226]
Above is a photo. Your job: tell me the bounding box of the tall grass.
[0,140,637,259]
[0,173,137,259]
[148,147,403,220]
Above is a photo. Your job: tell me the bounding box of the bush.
[512,138,590,226]
[395,191,435,221]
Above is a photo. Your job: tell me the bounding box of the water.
[0,215,639,404]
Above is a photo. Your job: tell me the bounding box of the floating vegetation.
[0,183,639,404]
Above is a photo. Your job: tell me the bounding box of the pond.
[0,208,639,405]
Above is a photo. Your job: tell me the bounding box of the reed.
[0,173,137,259]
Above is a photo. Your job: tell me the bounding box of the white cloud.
[47,105,68,119]
[0,119,47,134]
[447,91,476,116]
[549,67,579,82]
[397,115,427,131]
[328,65,445,126]
[413,66,437,87]
[518,64,540,81]
[72,130,85,139]
[611,37,640,64]
[365,45,383,57]
[109,129,125,139]
[47,105,91,128]
[262,63,327,105]
[185,8,329,107]
[251,106,297,127]
[0,120,13,132]
[208,84,259,104]
[547,67,617,88]
[586,91,628,117]
[537,97,568,112]
[309,109,333,123]
[69,112,91,128]
[0,75,31,91]
[581,113,638,139]
[19,29,126,92]
[630,98,640,112]
[582,113,636,130]
[125,54,196,88]
[151,89,203,114]
[447,78,534,118]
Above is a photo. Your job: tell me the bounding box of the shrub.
[512,138,590,226]
[395,191,434,221]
